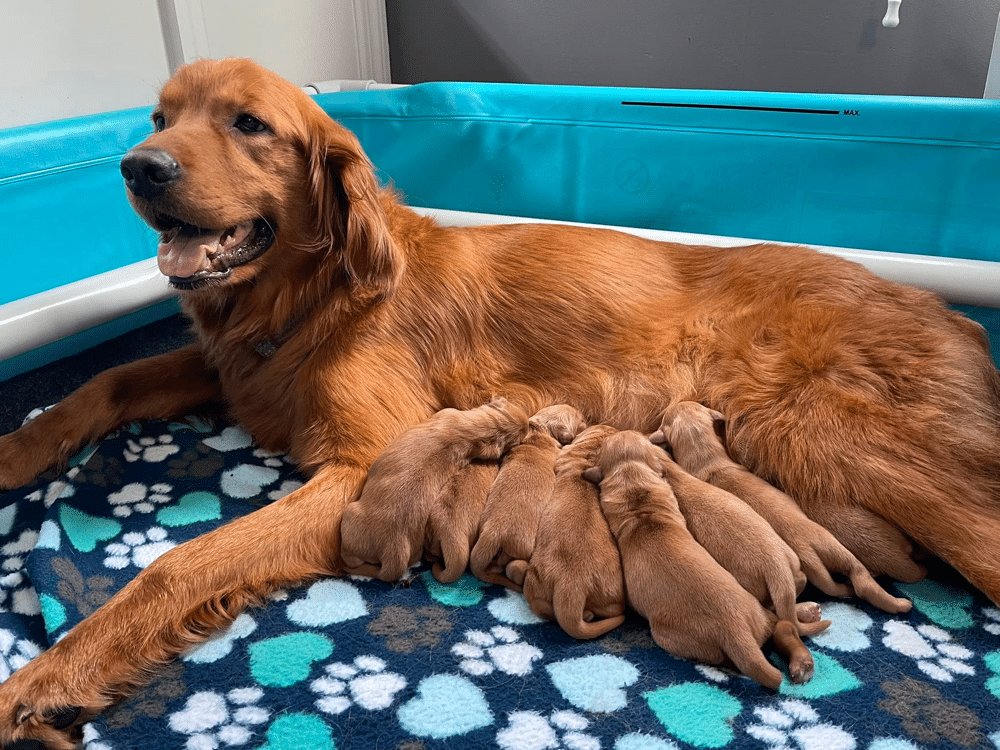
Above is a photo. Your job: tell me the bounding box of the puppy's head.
[582,430,664,484]
[650,402,726,452]
[121,57,401,300]
[529,404,588,445]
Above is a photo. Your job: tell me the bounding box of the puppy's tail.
[432,533,471,584]
[768,572,809,634]
[724,632,783,691]
[553,586,625,640]
[469,536,500,583]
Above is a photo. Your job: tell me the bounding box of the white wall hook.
[883,0,901,28]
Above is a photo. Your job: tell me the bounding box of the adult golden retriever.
[0,57,997,747]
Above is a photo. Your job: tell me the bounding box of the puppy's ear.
[581,466,603,484]
[308,123,404,303]
[708,409,727,445]
[647,430,667,446]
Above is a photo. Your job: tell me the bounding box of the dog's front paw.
[0,655,110,750]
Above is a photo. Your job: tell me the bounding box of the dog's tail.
[553,585,625,639]
[469,536,520,590]
[723,630,784,691]
[431,532,471,584]
[767,571,811,634]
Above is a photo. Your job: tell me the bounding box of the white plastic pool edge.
[1,206,998,366]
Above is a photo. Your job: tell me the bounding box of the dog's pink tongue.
[157,233,217,278]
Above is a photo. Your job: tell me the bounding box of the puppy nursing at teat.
[470,404,588,590]
[585,429,830,687]
[653,402,913,614]
[339,399,529,582]
[512,425,627,639]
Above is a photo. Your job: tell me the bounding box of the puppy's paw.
[795,601,822,624]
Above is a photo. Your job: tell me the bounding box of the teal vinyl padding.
[1,82,999,378]
[316,83,1000,263]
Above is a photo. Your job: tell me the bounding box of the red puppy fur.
[339,399,528,581]
[470,405,587,589]
[0,58,997,748]
[637,438,817,633]
[591,430,828,687]
[426,461,499,583]
[654,402,914,613]
[514,425,626,638]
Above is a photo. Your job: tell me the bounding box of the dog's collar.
[249,310,309,359]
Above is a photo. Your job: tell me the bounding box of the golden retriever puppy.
[654,401,914,613]
[589,429,829,686]
[340,399,528,581]
[425,461,499,583]
[512,425,626,638]
[470,405,587,589]
[620,435,816,632]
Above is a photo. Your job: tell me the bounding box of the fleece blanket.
[0,411,998,750]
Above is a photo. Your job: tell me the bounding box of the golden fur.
[339,399,527,582]
[654,401,913,613]
[592,430,828,687]
[512,426,627,638]
[469,405,587,589]
[0,57,997,747]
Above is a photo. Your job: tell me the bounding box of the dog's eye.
[152,113,166,132]
[234,114,268,134]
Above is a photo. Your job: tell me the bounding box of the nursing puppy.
[654,402,914,613]
[636,435,815,631]
[512,424,626,638]
[470,405,587,589]
[340,399,528,581]
[588,430,829,686]
[426,461,499,583]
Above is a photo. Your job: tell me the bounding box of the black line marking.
[622,101,841,116]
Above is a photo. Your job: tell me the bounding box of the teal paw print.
[895,580,973,629]
[645,682,740,748]
[249,632,334,687]
[258,713,334,750]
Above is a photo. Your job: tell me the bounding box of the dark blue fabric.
[0,414,998,749]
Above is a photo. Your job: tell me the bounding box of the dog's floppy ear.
[307,123,404,303]
[707,408,727,446]
[581,466,603,484]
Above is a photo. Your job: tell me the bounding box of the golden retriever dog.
[653,401,914,613]
[591,430,829,687]
[339,398,526,582]
[511,425,626,638]
[0,56,997,747]
[470,404,587,589]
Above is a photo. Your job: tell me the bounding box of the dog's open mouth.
[155,216,275,289]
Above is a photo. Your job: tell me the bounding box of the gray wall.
[386,0,1000,98]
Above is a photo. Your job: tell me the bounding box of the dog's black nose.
[120,148,182,200]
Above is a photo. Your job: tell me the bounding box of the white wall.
[0,1,170,129]
[0,0,390,131]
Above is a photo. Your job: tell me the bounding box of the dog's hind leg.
[0,462,365,750]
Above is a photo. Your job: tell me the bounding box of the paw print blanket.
[0,414,998,750]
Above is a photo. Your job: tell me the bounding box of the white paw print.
[252,448,285,468]
[104,527,176,570]
[107,482,173,518]
[312,655,407,714]
[0,628,41,681]
[268,480,303,502]
[745,699,855,749]
[82,723,115,750]
[0,571,40,616]
[497,710,599,750]
[24,471,78,508]
[124,434,181,463]
[882,621,975,682]
[453,626,543,677]
[2,530,38,572]
[168,687,269,748]
[984,607,1000,635]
